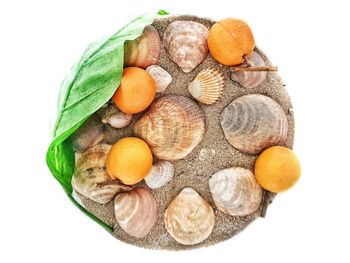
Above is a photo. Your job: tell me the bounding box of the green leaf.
[46,12,167,232]
[157,10,169,15]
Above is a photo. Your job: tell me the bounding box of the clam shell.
[188,68,224,105]
[144,161,174,189]
[146,65,172,92]
[133,95,205,160]
[164,187,215,245]
[209,167,263,216]
[114,187,157,238]
[220,94,288,154]
[70,115,105,152]
[102,104,132,128]
[72,144,119,204]
[231,51,267,89]
[163,21,209,73]
[124,25,160,69]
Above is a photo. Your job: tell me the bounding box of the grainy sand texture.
[76,15,294,250]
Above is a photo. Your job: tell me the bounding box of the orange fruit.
[112,67,156,114]
[106,137,153,185]
[254,146,301,193]
[208,18,255,66]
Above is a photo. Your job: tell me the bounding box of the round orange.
[106,137,153,185]
[113,67,156,114]
[254,146,301,193]
[208,18,255,66]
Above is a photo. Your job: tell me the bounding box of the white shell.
[209,167,262,216]
[231,51,267,89]
[146,65,172,92]
[163,21,209,73]
[164,187,215,245]
[220,94,288,154]
[144,161,174,189]
[114,187,157,238]
[102,104,132,128]
[188,68,224,105]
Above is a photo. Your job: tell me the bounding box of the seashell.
[144,161,174,189]
[70,115,105,152]
[146,65,172,92]
[188,68,224,105]
[231,51,267,89]
[164,187,215,245]
[133,95,205,160]
[124,25,161,69]
[72,144,120,204]
[220,94,288,154]
[209,167,263,216]
[163,21,209,73]
[101,104,132,128]
[114,187,157,238]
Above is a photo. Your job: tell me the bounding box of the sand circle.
[75,15,294,250]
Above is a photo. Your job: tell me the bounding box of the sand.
[76,15,295,250]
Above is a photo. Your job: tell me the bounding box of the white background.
[1,0,349,262]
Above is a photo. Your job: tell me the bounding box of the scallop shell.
[72,144,120,204]
[163,21,209,73]
[231,51,267,89]
[146,65,172,92]
[133,95,205,160]
[209,167,263,216]
[220,94,288,154]
[164,187,215,245]
[124,25,160,69]
[102,104,132,128]
[144,161,174,189]
[114,187,157,238]
[188,68,224,105]
[70,115,105,152]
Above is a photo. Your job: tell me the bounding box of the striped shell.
[124,25,160,69]
[144,161,174,189]
[146,65,172,92]
[188,68,224,105]
[72,144,120,204]
[114,187,157,238]
[70,115,105,152]
[102,104,132,128]
[209,167,263,216]
[220,94,288,154]
[164,188,215,245]
[134,95,205,160]
[163,21,209,73]
[231,51,267,89]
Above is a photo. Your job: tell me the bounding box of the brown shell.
[124,25,160,69]
[114,187,157,238]
[220,94,288,154]
[133,95,206,160]
[163,21,209,73]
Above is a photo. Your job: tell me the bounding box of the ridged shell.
[133,95,205,160]
[231,51,267,89]
[146,65,172,92]
[220,94,288,154]
[72,144,120,204]
[209,167,263,216]
[164,187,215,245]
[114,187,157,238]
[70,115,105,152]
[188,68,224,104]
[124,25,160,69]
[144,161,174,189]
[163,21,209,73]
[102,104,132,128]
